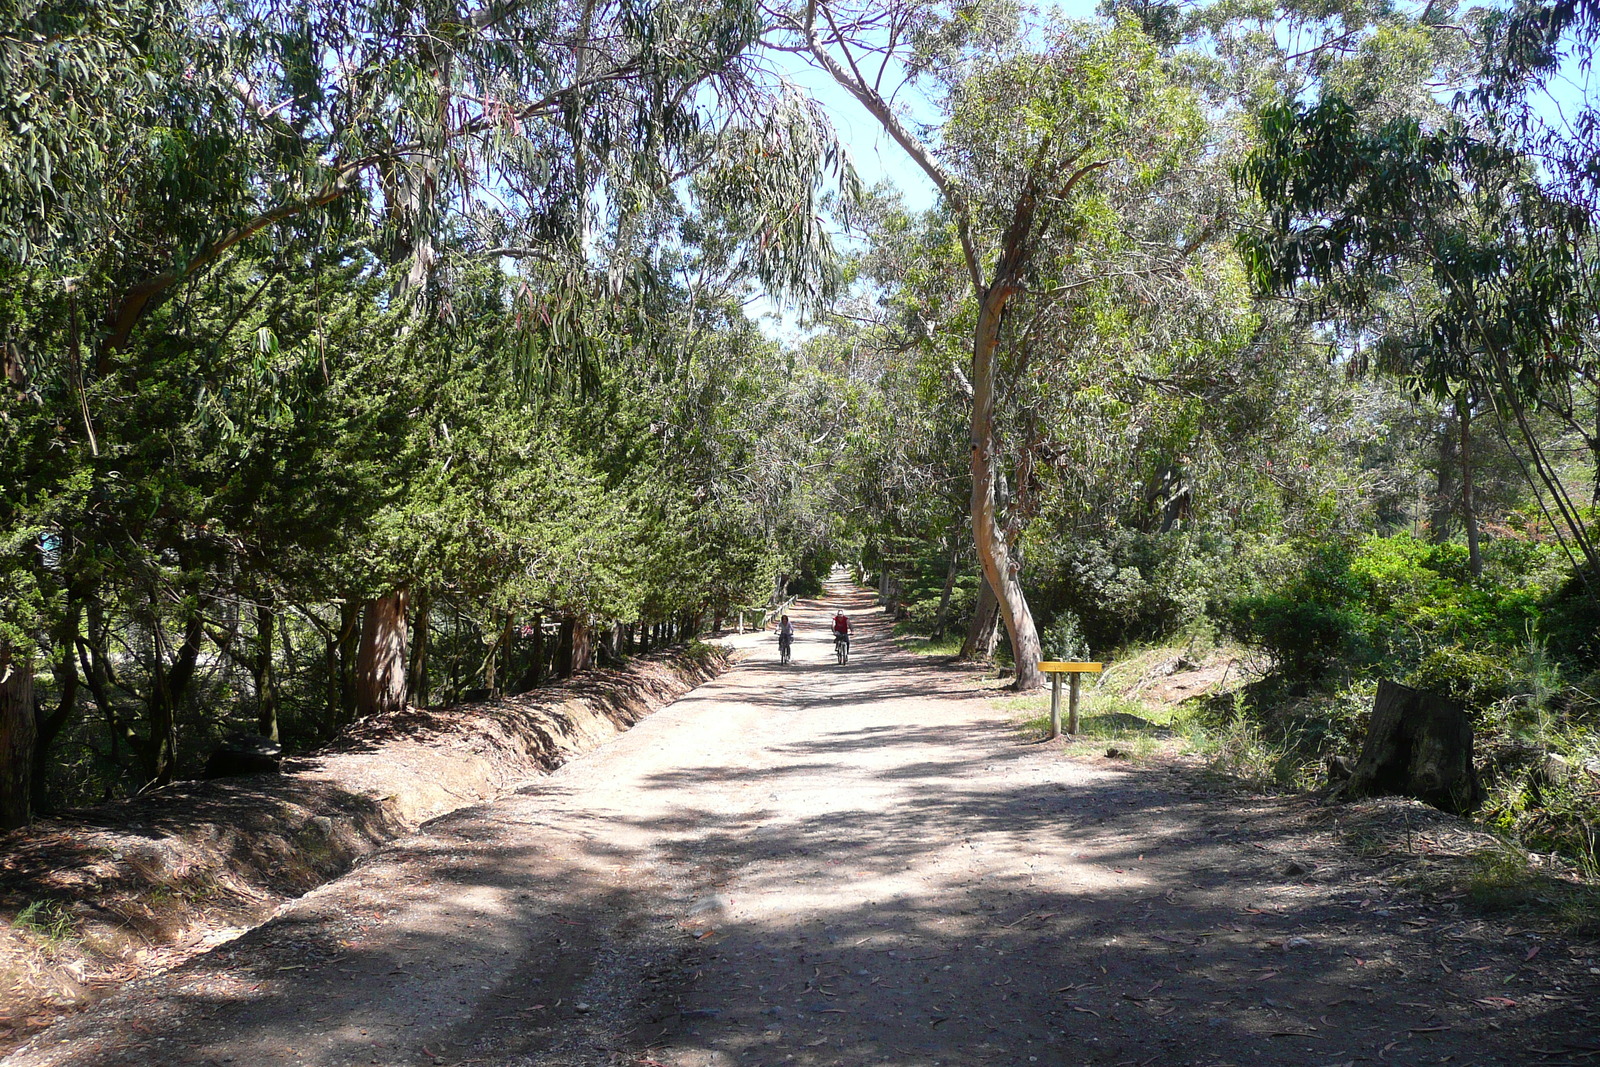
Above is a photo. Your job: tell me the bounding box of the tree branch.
[789,2,982,289]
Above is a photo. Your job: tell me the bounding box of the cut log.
[1342,679,1483,814]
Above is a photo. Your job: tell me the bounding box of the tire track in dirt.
[6,578,1599,1066]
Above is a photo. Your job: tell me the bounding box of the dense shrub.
[1223,532,1571,690]
[1038,610,1089,660]
[1026,530,1237,652]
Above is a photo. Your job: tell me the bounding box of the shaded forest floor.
[3,582,1599,1066]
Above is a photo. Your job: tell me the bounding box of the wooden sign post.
[1039,662,1104,739]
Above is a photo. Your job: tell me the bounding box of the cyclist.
[831,611,851,661]
[777,614,795,664]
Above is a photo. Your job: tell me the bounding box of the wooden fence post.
[1069,672,1082,735]
[1049,673,1064,740]
[1038,662,1104,738]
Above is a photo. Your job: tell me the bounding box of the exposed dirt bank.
[0,644,731,1051]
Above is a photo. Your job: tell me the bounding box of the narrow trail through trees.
[7,580,1598,1067]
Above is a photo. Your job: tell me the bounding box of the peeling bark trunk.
[571,618,594,673]
[0,640,36,829]
[355,588,409,718]
[959,573,1002,661]
[971,281,1042,689]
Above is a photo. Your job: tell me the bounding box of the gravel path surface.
[7,579,1600,1067]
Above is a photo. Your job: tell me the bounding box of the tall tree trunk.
[355,588,409,719]
[1430,415,1458,544]
[959,573,1002,661]
[408,588,431,708]
[1458,392,1483,579]
[801,17,1064,686]
[33,585,82,811]
[571,617,593,673]
[971,282,1043,689]
[486,613,513,696]
[556,617,576,678]
[0,640,36,829]
[80,594,132,768]
[931,538,962,640]
[517,613,544,692]
[335,600,362,729]
[146,607,204,785]
[254,602,279,742]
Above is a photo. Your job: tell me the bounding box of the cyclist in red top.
[831,612,851,658]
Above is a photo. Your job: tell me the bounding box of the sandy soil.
[5,579,1599,1067]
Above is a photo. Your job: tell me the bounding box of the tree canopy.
[3,0,1600,865]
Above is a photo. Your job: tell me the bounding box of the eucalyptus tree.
[1238,2,1600,595]
[770,3,1218,687]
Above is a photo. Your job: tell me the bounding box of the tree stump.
[1342,679,1483,814]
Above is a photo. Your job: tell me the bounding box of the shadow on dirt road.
[6,577,1599,1067]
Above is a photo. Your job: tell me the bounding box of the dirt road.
[7,580,1599,1066]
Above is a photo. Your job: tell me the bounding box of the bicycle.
[834,632,849,665]
[779,630,793,665]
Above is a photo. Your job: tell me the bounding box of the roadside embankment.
[0,643,731,1048]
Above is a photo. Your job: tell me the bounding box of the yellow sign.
[1037,661,1103,672]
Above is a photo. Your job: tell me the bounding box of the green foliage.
[1406,645,1519,710]
[1026,530,1295,656]
[11,900,74,944]
[1038,610,1088,661]
[1194,699,1304,789]
[1224,533,1570,690]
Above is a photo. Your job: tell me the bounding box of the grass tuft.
[12,900,75,945]
[899,632,965,657]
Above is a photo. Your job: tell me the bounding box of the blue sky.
[768,0,1107,212]
[746,0,1595,336]
[748,0,1105,333]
